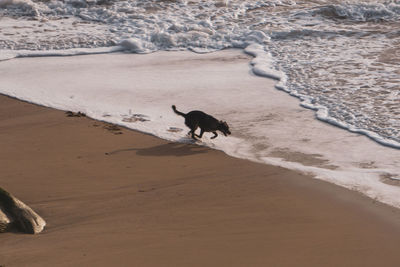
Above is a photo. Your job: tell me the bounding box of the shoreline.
[1,94,400,266]
[0,50,399,209]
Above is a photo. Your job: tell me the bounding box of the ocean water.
[1,0,400,206]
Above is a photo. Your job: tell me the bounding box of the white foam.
[245,43,283,81]
[1,47,123,61]
[315,2,400,22]
[0,50,18,61]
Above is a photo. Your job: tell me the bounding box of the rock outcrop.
[0,187,46,234]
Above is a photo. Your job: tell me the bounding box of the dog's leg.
[187,128,196,138]
[189,128,198,140]
[211,132,218,139]
[191,131,198,140]
[196,129,204,139]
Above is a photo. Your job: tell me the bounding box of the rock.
[0,187,46,234]
[0,208,11,233]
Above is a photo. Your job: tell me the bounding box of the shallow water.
[1,0,399,147]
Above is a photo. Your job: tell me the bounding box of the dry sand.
[1,94,400,266]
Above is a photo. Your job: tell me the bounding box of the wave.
[0,0,44,17]
[244,43,400,150]
[313,2,400,22]
[0,46,123,61]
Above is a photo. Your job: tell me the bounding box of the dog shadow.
[106,139,208,157]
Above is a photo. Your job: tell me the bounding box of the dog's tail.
[172,105,186,117]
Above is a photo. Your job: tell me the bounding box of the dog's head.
[218,121,231,136]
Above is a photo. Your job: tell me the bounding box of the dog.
[172,105,231,140]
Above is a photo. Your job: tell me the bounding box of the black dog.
[172,105,231,140]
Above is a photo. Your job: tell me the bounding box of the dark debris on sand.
[65,111,123,135]
[103,124,123,135]
[65,111,86,117]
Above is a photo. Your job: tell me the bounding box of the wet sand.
[1,94,400,266]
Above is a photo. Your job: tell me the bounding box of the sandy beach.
[1,50,400,266]
[1,94,400,266]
